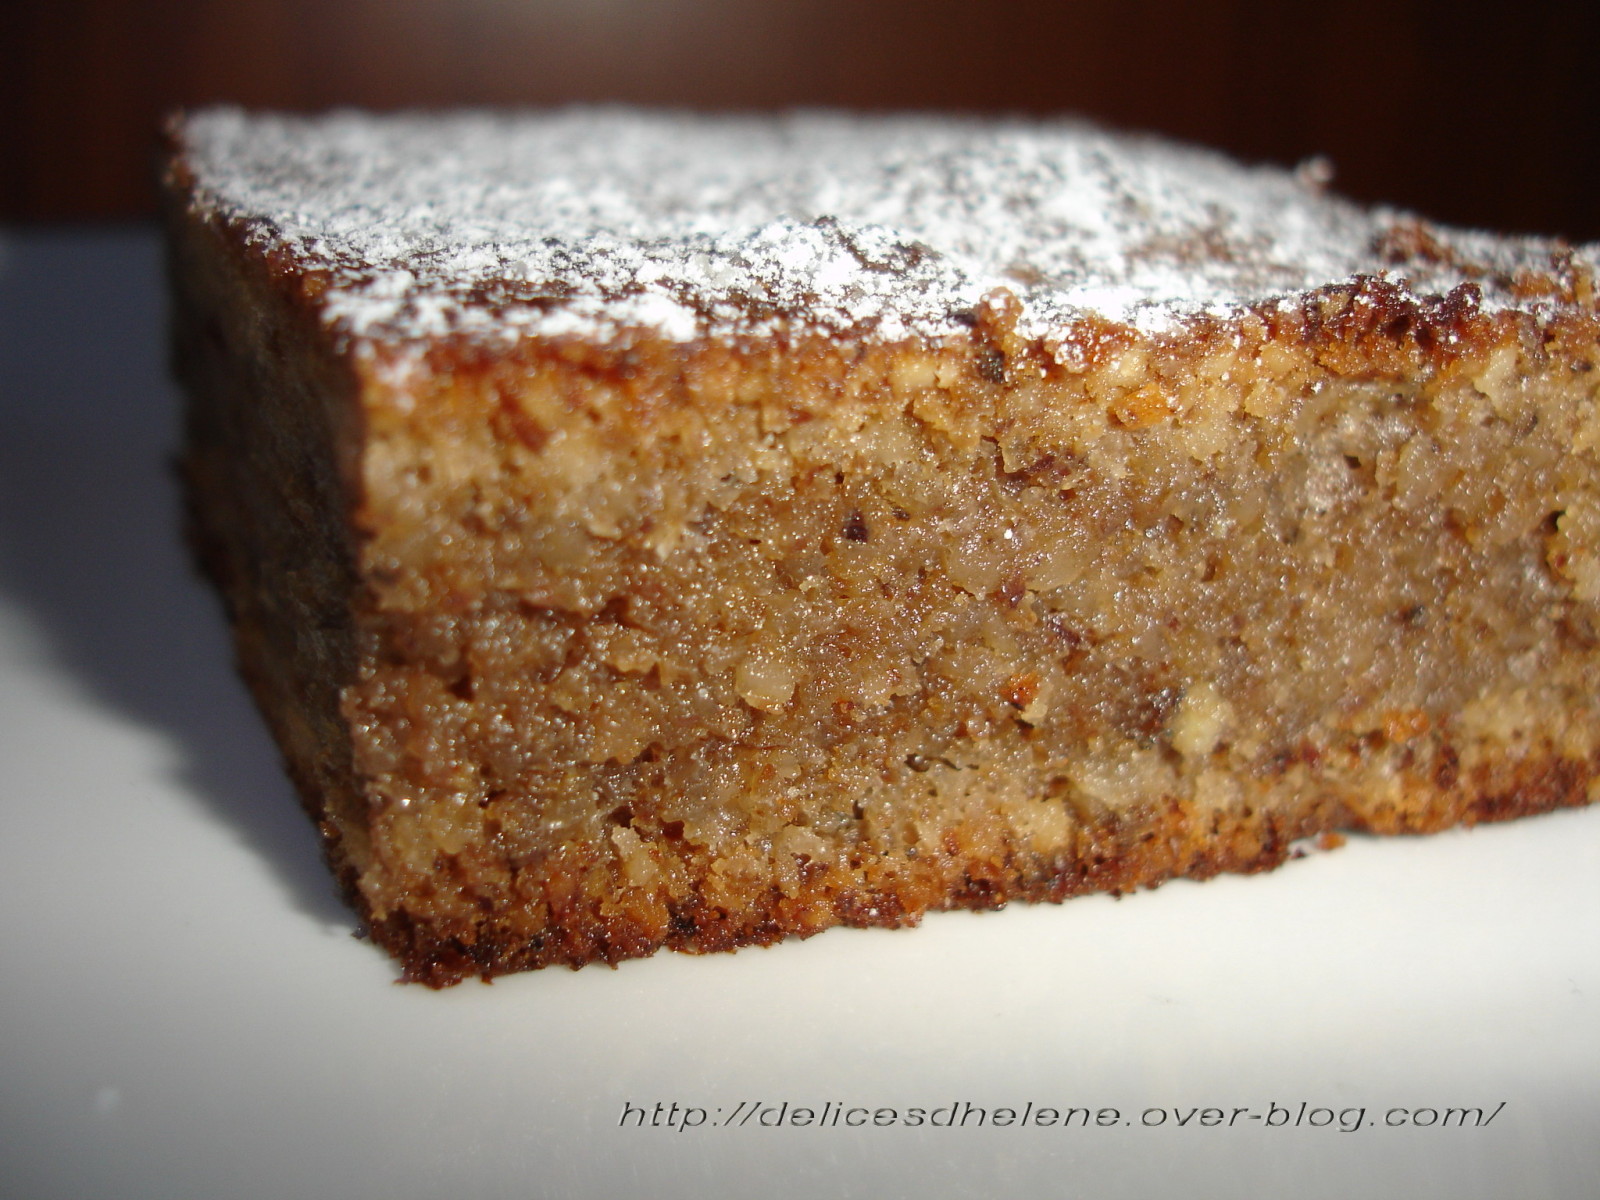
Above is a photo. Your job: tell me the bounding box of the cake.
[163,108,1600,985]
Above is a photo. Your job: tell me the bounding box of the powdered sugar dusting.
[175,108,1596,348]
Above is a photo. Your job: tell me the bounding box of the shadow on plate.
[0,226,352,928]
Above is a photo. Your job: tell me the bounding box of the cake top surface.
[172,107,1597,350]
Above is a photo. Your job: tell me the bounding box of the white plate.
[2,229,1596,1200]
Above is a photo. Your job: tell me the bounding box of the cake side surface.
[165,109,1600,984]
[342,289,1600,983]
[166,175,379,907]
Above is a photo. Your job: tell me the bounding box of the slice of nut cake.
[165,108,1600,984]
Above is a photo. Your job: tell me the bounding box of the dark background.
[4,0,1597,241]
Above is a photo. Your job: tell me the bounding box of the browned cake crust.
[166,110,1600,984]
